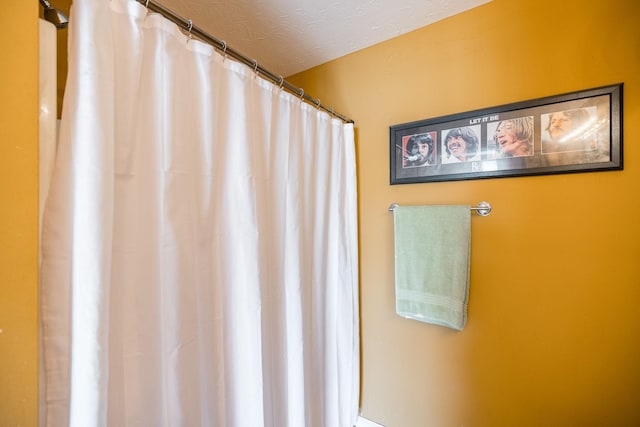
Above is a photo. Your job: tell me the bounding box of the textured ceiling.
[158,0,492,77]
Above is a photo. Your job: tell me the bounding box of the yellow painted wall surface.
[290,0,640,425]
[0,1,39,426]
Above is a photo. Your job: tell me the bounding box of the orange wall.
[290,0,640,425]
[0,1,39,426]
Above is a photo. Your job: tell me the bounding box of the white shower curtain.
[40,0,359,426]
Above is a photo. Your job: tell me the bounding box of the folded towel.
[393,205,471,330]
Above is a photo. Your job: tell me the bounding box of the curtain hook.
[251,59,259,76]
[144,0,151,17]
[298,88,304,100]
[185,19,193,38]
[219,40,227,61]
[278,76,284,89]
[315,98,321,109]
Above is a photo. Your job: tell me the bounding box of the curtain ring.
[145,0,150,8]
[298,88,304,100]
[315,98,321,109]
[251,59,259,75]
[278,76,284,89]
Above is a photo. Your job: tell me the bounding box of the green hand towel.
[393,205,471,331]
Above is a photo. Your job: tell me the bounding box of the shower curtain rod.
[134,0,354,124]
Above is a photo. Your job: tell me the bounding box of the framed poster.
[390,83,622,184]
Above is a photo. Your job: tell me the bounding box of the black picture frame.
[390,83,623,184]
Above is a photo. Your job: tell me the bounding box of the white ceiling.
[159,0,492,77]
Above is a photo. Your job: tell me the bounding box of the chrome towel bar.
[388,201,492,216]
